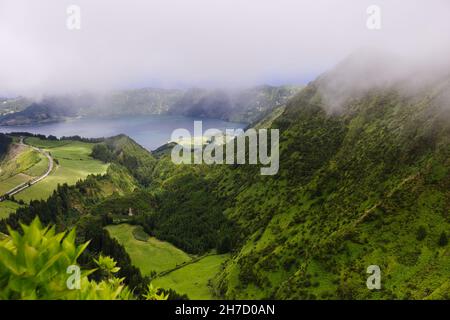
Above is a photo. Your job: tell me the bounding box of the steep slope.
[211,62,450,299]
[91,134,157,186]
[171,85,300,123]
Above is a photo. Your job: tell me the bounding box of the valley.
[106,224,192,275]
[1,53,449,301]
[2,0,449,306]
[106,223,229,299]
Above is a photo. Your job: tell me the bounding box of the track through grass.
[105,224,192,274]
[153,254,229,299]
[105,223,229,299]
[14,138,109,202]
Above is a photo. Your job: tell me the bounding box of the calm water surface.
[0,115,246,151]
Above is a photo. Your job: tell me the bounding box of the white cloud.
[0,0,449,96]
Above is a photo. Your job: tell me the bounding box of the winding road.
[0,138,54,201]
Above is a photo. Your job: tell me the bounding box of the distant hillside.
[0,97,31,116]
[82,88,183,117]
[170,85,300,123]
[0,98,79,126]
[0,85,302,126]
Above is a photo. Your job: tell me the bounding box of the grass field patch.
[15,138,109,202]
[153,254,229,299]
[0,200,22,219]
[105,224,192,275]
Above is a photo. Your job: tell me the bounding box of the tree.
[416,226,427,241]
[438,232,448,247]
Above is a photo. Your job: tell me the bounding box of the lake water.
[0,115,246,151]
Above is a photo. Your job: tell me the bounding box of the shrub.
[438,232,448,247]
[0,218,167,300]
[416,226,427,241]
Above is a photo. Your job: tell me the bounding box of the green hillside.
[0,143,45,186]
[105,224,192,274]
[210,73,450,299]
[1,57,449,300]
[15,138,109,202]
[0,200,22,219]
[153,254,230,299]
[84,70,450,299]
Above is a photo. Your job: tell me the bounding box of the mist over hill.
[2,0,450,304]
[209,53,450,299]
[1,50,450,300]
[0,85,301,126]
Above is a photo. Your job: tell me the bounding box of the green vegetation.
[92,134,156,186]
[23,152,48,176]
[2,57,450,300]
[0,144,44,189]
[438,232,448,247]
[0,200,22,219]
[14,137,109,202]
[90,189,156,218]
[85,78,450,300]
[0,218,167,300]
[106,224,192,275]
[0,139,49,197]
[153,254,229,299]
[105,223,229,299]
[0,174,29,195]
[209,77,450,299]
[92,135,237,254]
[252,105,286,130]
[0,133,12,158]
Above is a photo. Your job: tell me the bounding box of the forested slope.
[0,133,12,159]
[211,63,450,299]
[2,56,449,300]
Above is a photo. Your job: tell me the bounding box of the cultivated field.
[14,138,109,202]
[153,254,229,299]
[105,224,192,274]
[105,223,229,299]
[0,143,47,194]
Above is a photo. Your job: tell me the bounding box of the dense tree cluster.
[0,133,12,158]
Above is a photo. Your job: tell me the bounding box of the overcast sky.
[0,0,449,97]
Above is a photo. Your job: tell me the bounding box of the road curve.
[0,137,54,201]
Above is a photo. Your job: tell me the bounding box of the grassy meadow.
[0,173,30,194]
[14,138,109,202]
[0,143,46,194]
[153,254,229,299]
[105,223,229,299]
[0,200,22,219]
[105,224,192,274]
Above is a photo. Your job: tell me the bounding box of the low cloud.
[0,0,449,97]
